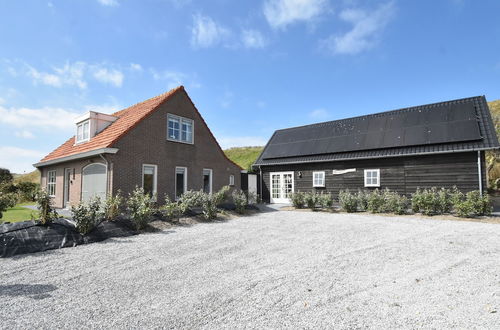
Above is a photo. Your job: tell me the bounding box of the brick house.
[34,86,242,208]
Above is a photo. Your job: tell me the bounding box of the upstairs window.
[313,171,325,187]
[364,169,380,187]
[168,114,193,144]
[76,120,90,143]
[47,170,56,197]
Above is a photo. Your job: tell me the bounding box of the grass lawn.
[1,203,38,223]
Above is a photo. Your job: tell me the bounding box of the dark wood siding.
[259,151,484,203]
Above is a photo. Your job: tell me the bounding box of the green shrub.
[464,191,492,216]
[72,197,103,235]
[232,190,248,214]
[290,192,306,209]
[411,187,441,215]
[0,191,17,220]
[305,192,320,210]
[126,187,156,230]
[450,186,464,208]
[160,195,182,221]
[437,188,452,214]
[338,190,358,212]
[381,189,409,214]
[455,200,474,218]
[356,190,369,211]
[178,186,230,220]
[367,189,385,213]
[35,189,58,225]
[16,182,40,202]
[104,191,123,221]
[318,192,334,209]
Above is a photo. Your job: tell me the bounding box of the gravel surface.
[1,211,499,329]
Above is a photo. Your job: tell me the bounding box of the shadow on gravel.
[0,284,57,300]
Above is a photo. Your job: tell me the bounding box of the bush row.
[290,192,334,211]
[336,187,491,218]
[68,186,254,234]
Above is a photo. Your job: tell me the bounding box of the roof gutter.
[253,146,500,167]
[33,148,119,168]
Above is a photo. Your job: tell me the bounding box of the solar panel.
[261,99,482,160]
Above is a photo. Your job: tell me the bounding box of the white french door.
[270,172,294,203]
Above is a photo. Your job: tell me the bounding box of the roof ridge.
[276,95,484,133]
[112,85,184,117]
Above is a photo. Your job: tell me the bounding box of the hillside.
[13,170,40,184]
[224,146,264,171]
[487,100,500,187]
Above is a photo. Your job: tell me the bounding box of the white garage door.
[82,163,107,202]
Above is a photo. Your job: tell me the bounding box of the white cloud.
[0,105,81,131]
[129,63,143,72]
[150,69,201,89]
[93,68,124,87]
[0,146,46,173]
[15,130,35,139]
[27,61,87,89]
[263,0,327,29]
[191,14,230,48]
[309,108,329,119]
[217,136,268,149]
[0,103,121,132]
[241,29,267,49]
[321,1,395,55]
[97,0,119,6]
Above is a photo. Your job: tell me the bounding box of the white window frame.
[47,170,57,197]
[312,171,325,187]
[229,174,235,186]
[167,114,194,144]
[364,169,380,187]
[76,120,90,143]
[203,168,213,194]
[175,166,188,200]
[142,164,158,197]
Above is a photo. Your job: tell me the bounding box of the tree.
[0,168,13,185]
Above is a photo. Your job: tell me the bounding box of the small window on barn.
[364,169,380,187]
[229,175,235,186]
[47,170,56,197]
[313,171,325,187]
[168,114,193,144]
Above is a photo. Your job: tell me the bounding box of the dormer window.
[76,120,90,143]
[168,114,193,144]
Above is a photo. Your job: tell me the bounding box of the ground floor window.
[229,174,235,186]
[47,170,56,196]
[313,171,325,187]
[364,169,380,187]
[176,167,187,199]
[142,164,157,197]
[203,169,212,193]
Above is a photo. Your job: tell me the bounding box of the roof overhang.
[34,148,119,168]
[252,146,500,167]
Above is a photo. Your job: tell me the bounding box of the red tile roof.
[38,86,242,169]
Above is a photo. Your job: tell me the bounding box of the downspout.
[99,154,110,197]
[477,150,483,196]
[259,165,263,203]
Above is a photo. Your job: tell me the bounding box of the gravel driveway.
[1,211,499,329]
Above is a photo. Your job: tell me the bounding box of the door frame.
[269,171,294,204]
[63,168,72,208]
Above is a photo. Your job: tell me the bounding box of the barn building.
[253,96,499,203]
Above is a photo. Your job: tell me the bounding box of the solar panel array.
[261,101,482,160]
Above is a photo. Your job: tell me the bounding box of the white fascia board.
[34,148,119,168]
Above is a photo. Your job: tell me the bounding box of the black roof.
[254,96,499,166]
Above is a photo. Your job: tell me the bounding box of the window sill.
[167,138,194,145]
